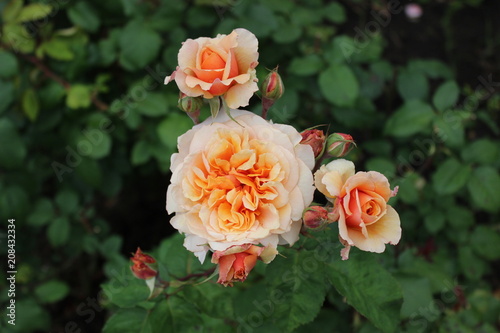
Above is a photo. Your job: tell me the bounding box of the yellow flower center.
[182,129,285,234]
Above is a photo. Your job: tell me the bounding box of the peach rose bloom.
[314,159,401,258]
[164,28,259,109]
[211,244,277,286]
[166,110,315,262]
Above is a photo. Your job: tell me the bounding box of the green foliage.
[1,0,499,332]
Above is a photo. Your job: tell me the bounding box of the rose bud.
[211,244,277,287]
[326,133,355,158]
[261,67,284,117]
[178,92,204,124]
[262,68,284,101]
[300,129,326,159]
[130,247,157,280]
[303,206,330,230]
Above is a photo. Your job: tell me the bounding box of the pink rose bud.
[303,206,330,230]
[178,92,203,124]
[261,67,284,118]
[212,244,277,287]
[130,247,158,280]
[262,68,284,101]
[300,129,326,159]
[326,133,355,158]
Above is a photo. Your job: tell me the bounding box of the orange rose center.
[201,48,226,70]
[183,129,285,235]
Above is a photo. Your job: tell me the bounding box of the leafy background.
[1,0,499,332]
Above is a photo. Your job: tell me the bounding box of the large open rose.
[164,28,259,109]
[314,159,401,258]
[166,110,315,262]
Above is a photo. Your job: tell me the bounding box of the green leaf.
[238,4,278,38]
[156,233,212,279]
[459,246,487,280]
[265,248,328,332]
[35,280,70,303]
[408,59,453,79]
[55,189,79,215]
[461,139,499,165]
[186,6,217,28]
[0,80,15,114]
[131,140,152,165]
[432,158,471,195]
[102,308,149,333]
[0,118,27,169]
[16,3,52,22]
[319,64,359,107]
[22,88,40,121]
[433,81,459,111]
[396,70,429,101]
[157,113,193,149]
[385,100,435,137]
[119,20,162,71]
[76,157,103,188]
[446,205,474,229]
[208,97,220,119]
[289,54,324,76]
[47,216,70,247]
[1,23,36,53]
[365,158,396,178]
[467,166,500,212]
[273,22,302,44]
[132,93,168,117]
[66,85,92,109]
[42,38,75,61]
[180,283,234,319]
[424,210,446,234]
[27,198,55,226]
[2,0,23,22]
[15,300,50,332]
[102,276,150,308]
[68,2,100,33]
[433,114,465,148]
[0,185,29,220]
[327,253,403,333]
[397,276,433,319]
[75,130,112,159]
[0,50,19,78]
[324,2,346,24]
[470,226,500,261]
[146,296,203,332]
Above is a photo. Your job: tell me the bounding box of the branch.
[1,43,110,111]
[177,267,216,282]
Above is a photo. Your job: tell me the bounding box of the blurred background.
[0,0,499,332]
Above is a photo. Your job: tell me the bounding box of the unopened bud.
[300,129,326,159]
[303,206,330,230]
[130,247,157,280]
[178,93,203,124]
[326,133,355,158]
[262,68,284,101]
[261,68,284,118]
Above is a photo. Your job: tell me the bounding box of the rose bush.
[166,110,315,262]
[314,159,401,259]
[164,28,259,109]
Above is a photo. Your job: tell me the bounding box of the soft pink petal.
[223,79,258,109]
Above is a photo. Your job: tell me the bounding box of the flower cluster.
[131,28,401,287]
